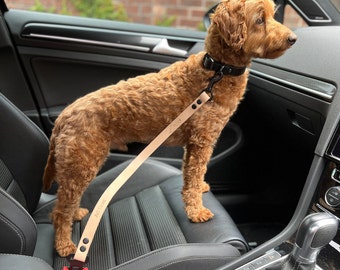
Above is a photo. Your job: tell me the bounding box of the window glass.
[4,0,219,31]
[330,0,340,12]
[5,1,309,31]
[283,4,308,29]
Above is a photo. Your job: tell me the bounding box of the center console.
[309,123,340,269]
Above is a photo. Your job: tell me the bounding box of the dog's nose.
[287,33,297,45]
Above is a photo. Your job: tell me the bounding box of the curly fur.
[43,0,297,257]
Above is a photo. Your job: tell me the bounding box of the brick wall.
[117,0,218,29]
[5,0,306,30]
[5,0,218,30]
[5,0,60,10]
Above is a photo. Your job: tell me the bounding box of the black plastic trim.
[251,62,336,102]
[20,23,199,55]
[21,23,160,52]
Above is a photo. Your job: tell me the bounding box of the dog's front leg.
[182,143,214,222]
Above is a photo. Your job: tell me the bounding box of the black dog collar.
[203,53,246,76]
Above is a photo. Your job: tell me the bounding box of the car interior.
[0,0,340,269]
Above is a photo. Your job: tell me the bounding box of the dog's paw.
[186,206,214,223]
[73,208,89,221]
[56,241,77,257]
[201,181,210,193]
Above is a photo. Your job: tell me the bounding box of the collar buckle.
[221,66,233,75]
[203,54,215,70]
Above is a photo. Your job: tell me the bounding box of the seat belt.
[64,71,224,270]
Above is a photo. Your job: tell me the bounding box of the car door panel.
[21,50,164,126]
[4,10,206,130]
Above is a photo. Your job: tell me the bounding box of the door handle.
[152,38,187,57]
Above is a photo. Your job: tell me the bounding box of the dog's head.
[209,0,297,60]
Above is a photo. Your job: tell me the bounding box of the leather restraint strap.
[70,91,211,266]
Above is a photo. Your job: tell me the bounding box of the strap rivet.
[192,104,197,109]
[83,238,89,244]
[197,99,202,105]
[80,246,86,252]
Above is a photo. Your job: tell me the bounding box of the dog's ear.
[211,0,247,51]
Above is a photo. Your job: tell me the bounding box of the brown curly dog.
[43,0,297,257]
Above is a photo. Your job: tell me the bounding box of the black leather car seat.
[0,93,248,270]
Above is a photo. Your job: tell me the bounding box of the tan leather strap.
[73,91,211,263]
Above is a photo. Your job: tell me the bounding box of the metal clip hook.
[203,71,224,101]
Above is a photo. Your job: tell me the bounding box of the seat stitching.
[0,214,25,254]
[0,188,36,225]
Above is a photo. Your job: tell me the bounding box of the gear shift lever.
[291,212,338,265]
[267,212,338,270]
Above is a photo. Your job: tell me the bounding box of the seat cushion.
[33,159,248,270]
[0,254,53,270]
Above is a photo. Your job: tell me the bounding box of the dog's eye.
[256,17,265,25]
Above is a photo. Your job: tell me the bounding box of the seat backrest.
[0,93,49,255]
[0,93,49,212]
